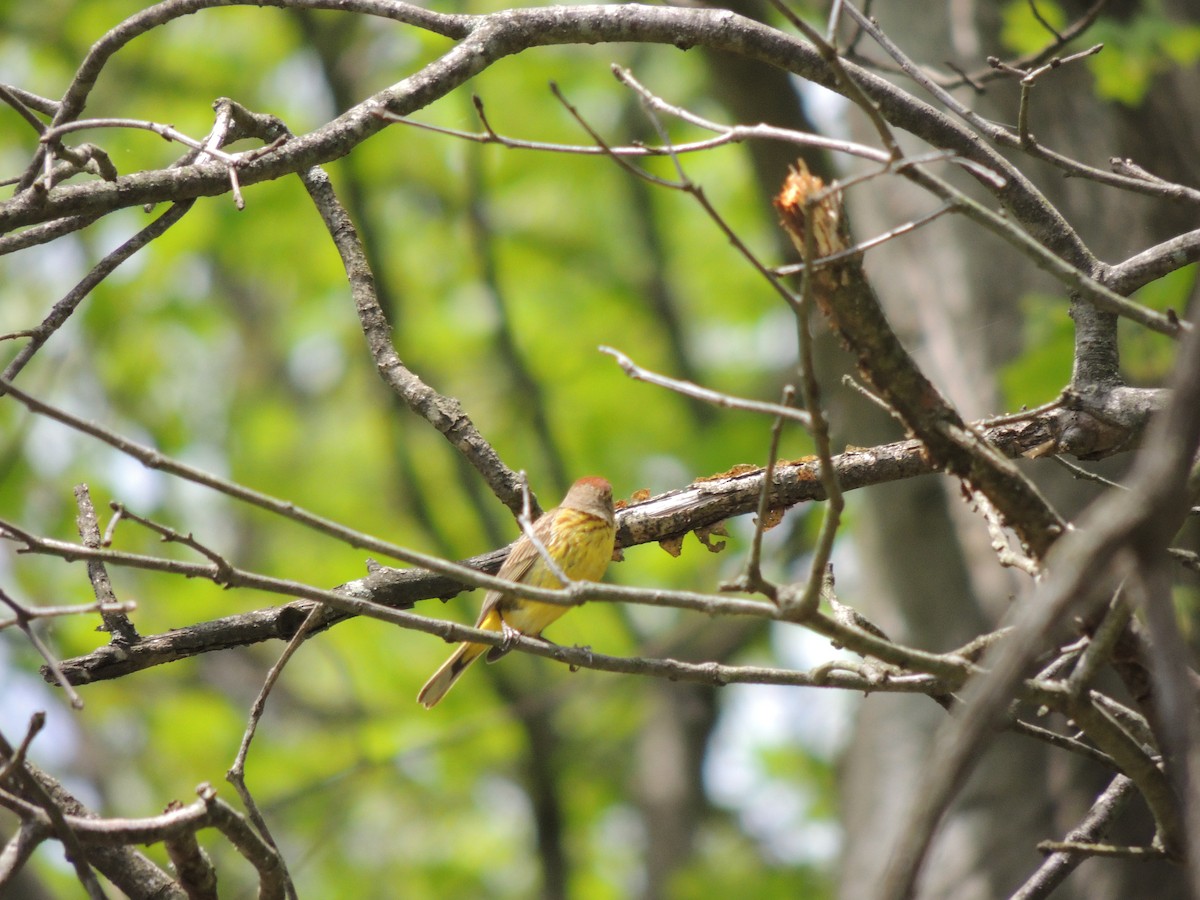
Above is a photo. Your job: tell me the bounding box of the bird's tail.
[417,642,488,708]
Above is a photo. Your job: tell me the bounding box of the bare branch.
[600,346,811,427]
[299,165,534,518]
[0,382,1161,684]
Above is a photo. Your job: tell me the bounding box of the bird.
[417,476,617,708]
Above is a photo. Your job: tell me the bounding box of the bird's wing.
[474,507,557,625]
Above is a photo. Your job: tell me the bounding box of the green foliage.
[1120,264,1194,384]
[1087,8,1200,106]
[1000,1,1069,56]
[667,820,832,899]
[1000,294,1073,408]
[1001,0,1200,106]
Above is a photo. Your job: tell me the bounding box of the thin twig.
[1016,45,1104,146]
[774,203,955,276]
[514,472,570,585]
[770,0,902,159]
[600,346,811,427]
[0,85,49,135]
[596,70,805,315]
[39,118,241,165]
[1035,839,1165,859]
[111,503,235,583]
[0,714,45,784]
[976,0,1107,86]
[1051,455,1123,489]
[974,489,1041,575]
[0,589,84,710]
[227,608,324,900]
[0,600,135,631]
[786,181,846,618]
[725,386,797,598]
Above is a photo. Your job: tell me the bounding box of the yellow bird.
[417,476,617,708]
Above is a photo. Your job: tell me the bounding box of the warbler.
[417,476,617,708]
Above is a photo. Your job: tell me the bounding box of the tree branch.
[6,401,1141,684]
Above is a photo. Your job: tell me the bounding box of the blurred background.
[1,1,1197,897]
